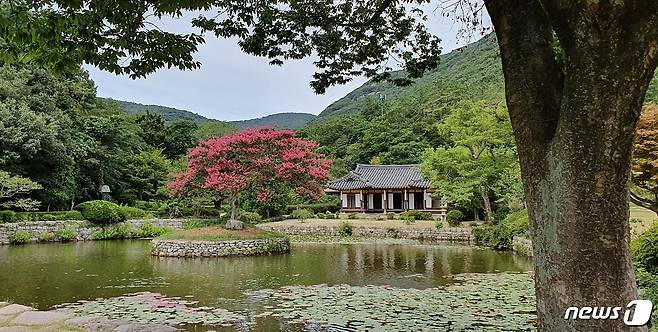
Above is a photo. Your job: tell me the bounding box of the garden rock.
[225,219,244,230]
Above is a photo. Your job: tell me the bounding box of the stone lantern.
[99,185,111,201]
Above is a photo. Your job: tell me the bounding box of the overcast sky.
[87,8,488,121]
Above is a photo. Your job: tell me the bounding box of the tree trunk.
[229,192,238,220]
[485,0,658,330]
[480,187,493,223]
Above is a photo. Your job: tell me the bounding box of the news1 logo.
[564,300,653,326]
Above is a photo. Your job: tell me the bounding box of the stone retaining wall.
[512,236,533,257]
[151,238,290,257]
[0,219,187,245]
[259,224,474,242]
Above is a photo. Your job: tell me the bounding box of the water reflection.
[0,240,532,310]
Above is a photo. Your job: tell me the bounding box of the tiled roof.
[326,164,431,190]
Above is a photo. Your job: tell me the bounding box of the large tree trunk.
[485,0,658,330]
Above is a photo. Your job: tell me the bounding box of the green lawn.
[157,226,284,241]
[630,204,657,238]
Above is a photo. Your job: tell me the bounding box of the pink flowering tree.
[169,127,331,227]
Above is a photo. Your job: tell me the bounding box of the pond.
[0,240,535,331]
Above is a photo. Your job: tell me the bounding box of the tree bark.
[229,192,238,221]
[484,0,658,330]
[480,187,493,223]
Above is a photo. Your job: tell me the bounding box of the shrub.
[10,231,31,244]
[93,224,131,240]
[183,218,225,230]
[635,267,658,327]
[57,227,77,242]
[316,212,326,219]
[472,210,529,250]
[347,213,357,220]
[385,212,395,220]
[37,232,55,242]
[446,210,465,227]
[324,211,336,219]
[76,200,126,225]
[119,206,147,219]
[400,210,433,221]
[239,211,263,224]
[492,207,511,224]
[338,221,353,237]
[400,214,415,225]
[292,208,313,222]
[632,223,658,273]
[132,223,171,238]
[435,220,444,230]
[0,211,15,223]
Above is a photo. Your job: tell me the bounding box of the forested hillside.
[101,98,212,123]
[104,97,316,129]
[318,33,504,119]
[231,113,317,130]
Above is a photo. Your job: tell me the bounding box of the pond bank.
[258,220,474,242]
[151,237,290,257]
[0,219,187,245]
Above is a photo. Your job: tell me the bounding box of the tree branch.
[630,190,658,215]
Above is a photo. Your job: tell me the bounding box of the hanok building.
[326,164,447,216]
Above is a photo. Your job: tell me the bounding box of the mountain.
[231,113,317,130]
[101,98,212,123]
[102,98,317,129]
[317,33,504,119]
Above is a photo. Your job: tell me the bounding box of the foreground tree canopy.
[4,0,658,331]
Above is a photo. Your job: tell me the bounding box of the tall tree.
[422,101,516,222]
[169,127,331,228]
[9,1,658,329]
[631,105,658,215]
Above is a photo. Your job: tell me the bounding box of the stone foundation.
[0,219,187,245]
[151,237,290,257]
[259,224,474,242]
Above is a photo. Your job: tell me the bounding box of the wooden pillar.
[360,190,365,212]
[383,189,387,213]
[404,189,408,211]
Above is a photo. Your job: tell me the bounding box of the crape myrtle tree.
[169,127,330,228]
[5,0,658,330]
[631,105,658,215]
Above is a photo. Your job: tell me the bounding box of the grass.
[631,204,657,238]
[157,225,284,241]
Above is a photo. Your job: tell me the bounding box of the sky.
[87,7,488,122]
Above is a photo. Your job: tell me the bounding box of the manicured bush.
[632,222,658,273]
[119,206,146,219]
[57,227,77,242]
[446,210,465,227]
[239,211,263,224]
[324,211,336,219]
[183,218,226,230]
[291,208,313,222]
[286,202,341,214]
[0,210,83,223]
[338,221,353,237]
[76,200,126,225]
[10,231,31,244]
[385,212,395,220]
[0,210,15,223]
[316,212,326,219]
[347,213,357,220]
[400,210,433,221]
